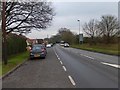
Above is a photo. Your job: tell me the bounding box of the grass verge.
[0,61,2,77]
[2,51,29,76]
[71,43,119,56]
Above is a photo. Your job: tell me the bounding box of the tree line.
[49,15,119,45]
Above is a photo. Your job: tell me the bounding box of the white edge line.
[62,66,67,71]
[68,75,76,86]
[101,62,120,69]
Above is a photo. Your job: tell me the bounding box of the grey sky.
[27,2,118,39]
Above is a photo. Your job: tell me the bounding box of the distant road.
[54,44,119,88]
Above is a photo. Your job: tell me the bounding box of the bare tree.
[5,1,55,34]
[97,15,119,43]
[83,19,98,44]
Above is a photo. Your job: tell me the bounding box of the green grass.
[71,43,119,56]
[0,62,1,76]
[2,51,29,76]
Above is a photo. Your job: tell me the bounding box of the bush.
[7,34,27,57]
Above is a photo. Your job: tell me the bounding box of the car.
[30,44,47,59]
[60,43,64,46]
[46,44,52,48]
[64,43,69,47]
[50,43,53,47]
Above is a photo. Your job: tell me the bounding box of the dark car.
[30,44,47,59]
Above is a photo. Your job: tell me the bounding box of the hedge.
[7,34,27,57]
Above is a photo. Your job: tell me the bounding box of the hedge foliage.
[7,34,27,56]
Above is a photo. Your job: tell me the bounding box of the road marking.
[68,76,76,86]
[57,55,59,58]
[56,53,60,60]
[84,55,94,60]
[57,57,60,60]
[101,62,120,69]
[60,61,63,64]
[80,54,84,56]
[55,53,57,56]
[62,66,67,71]
[53,49,61,60]
[53,49,58,57]
[80,54,94,60]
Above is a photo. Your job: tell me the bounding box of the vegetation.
[58,28,76,44]
[83,15,119,44]
[49,15,119,55]
[7,34,27,57]
[0,61,2,76]
[2,1,55,64]
[49,28,78,44]
[2,51,29,76]
[5,1,55,34]
[71,44,119,55]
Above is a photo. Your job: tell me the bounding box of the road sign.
[79,34,83,42]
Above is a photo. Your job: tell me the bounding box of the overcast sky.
[26,2,118,39]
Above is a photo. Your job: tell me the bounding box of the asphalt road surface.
[3,44,119,88]
[54,44,119,88]
[3,47,74,88]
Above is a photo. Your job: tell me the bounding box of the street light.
[77,20,80,44]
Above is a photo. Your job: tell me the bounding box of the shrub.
[7,34,27,57]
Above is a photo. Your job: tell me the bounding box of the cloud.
[26,2,118,39]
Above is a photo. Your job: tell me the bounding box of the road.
[2,47,74,88]
[3,44,119,88]
[54,44,119,88]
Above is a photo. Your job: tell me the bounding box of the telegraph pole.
[2,1,7,65]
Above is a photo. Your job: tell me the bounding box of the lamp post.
[77,20,80,44]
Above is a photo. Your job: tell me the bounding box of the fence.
[7,34,27,57]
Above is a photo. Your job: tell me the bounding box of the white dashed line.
[55,53,59,58]
[80,54,84,56]
[55,53,58,56]
[60,61,63,64]
[68,76,76,86]
[57,55,59,58]
[58,57,60,60]
[53,49,61,60]
[62,66,67,71]
[84,55,94,60]
[53,49,58,57]
[80,54,94,60]
[101,62,120,69]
